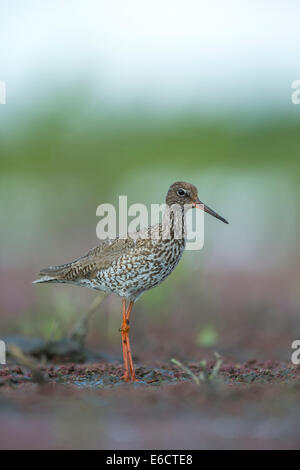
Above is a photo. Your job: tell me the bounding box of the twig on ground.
[171,352,223,385]
[170,358,201,385]
[70,294,106,345]
[8,344,48,384]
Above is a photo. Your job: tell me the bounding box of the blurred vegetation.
[1,101,300,186]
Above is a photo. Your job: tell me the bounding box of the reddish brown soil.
[0,359,300,449]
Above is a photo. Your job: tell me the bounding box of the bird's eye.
[176,189,186,196]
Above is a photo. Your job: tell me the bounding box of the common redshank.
[33,182,228,382]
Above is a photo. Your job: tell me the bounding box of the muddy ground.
[1,270,300,449]
[1,356,300,449]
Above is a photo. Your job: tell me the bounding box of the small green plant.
[171,352,223,385]
[196,325,219,347]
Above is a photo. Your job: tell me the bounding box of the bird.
[33,181,228,382]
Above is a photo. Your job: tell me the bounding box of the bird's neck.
[162,204,185,240]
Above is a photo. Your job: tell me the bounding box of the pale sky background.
[0,1,299,272]
[0,0,300,115]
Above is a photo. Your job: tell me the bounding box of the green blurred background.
[1,0,300,363]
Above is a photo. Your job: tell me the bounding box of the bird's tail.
[32,263,72,284]
[32,275,58,284]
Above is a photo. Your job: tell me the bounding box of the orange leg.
[120,299,137,382]
[125,301,136,381]
[121,298,130,381]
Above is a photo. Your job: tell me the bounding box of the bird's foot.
[121,371,139,383]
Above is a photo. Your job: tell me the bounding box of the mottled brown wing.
[38,237,135,281]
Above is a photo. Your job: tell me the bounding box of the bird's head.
[166,181,228,224]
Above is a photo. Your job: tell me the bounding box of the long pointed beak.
[193,198,229,224]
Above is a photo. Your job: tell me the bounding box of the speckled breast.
[95,238,185,300]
